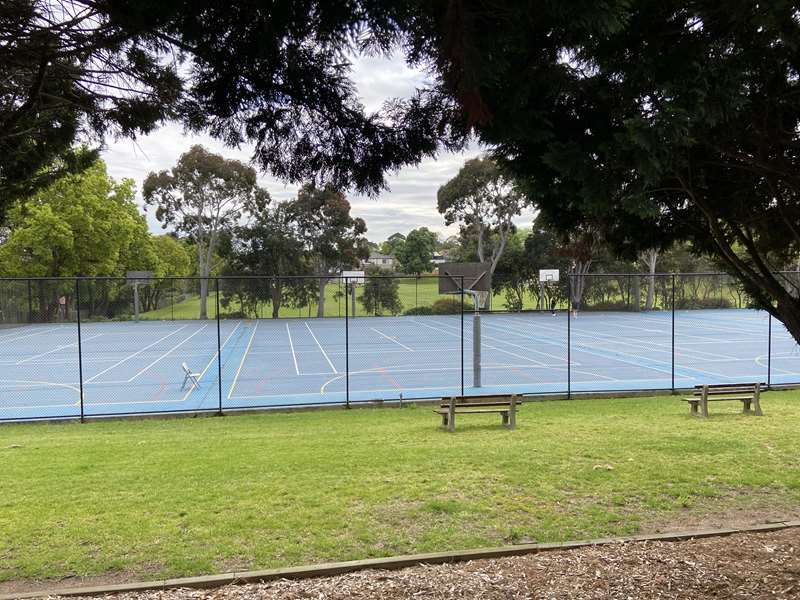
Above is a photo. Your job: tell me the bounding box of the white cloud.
[101,52,533,242]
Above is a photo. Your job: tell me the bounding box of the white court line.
[228,321,259,399]
[15,334,103,364]
[413,319,546,365]
[370,327,414,352]
[305,322,337,374]
[84,325,191,383]
[126,325,211,383]
[0,326,61,343]
[286,323,300,375]
[179,322,243,403]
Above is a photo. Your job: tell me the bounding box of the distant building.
[431,250,451,265]
[363,252,396,270]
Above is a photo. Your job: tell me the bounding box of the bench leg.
[448,399,456,432]
[502,412,509,427]
[700,386,709,418]
[509,396,517,430]
[441,413,448,428]
[742,399,752,415]
[753,383,763,416]
[689,400,699,417]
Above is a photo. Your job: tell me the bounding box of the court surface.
[1,309,798,420]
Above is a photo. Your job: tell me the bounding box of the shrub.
[403,306,434,316]
[431,297,464,314]
[675,297,733,309]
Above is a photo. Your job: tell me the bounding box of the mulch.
[48,528,799,600]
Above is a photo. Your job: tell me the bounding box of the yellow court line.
[227,320,259,399]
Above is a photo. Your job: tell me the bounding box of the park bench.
[435,394,520,432]
[683,383,764,417]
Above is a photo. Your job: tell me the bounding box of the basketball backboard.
[539,269,560,283]
[438,262,492,295]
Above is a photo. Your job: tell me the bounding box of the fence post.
[767,312,772,388]
[215,278,223,416]
[671,273,676,393]
[567,274,571,400]
[345,276,350,409]
[27,279,33,323]
[75,279,85,422]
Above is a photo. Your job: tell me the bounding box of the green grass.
[141,279,461,320]
[3,392,800,585]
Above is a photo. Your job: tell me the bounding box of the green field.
[141,278,475,320]
[2,392,799,587]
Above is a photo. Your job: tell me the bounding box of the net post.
[567,274,571,400]
[460,275,464,397]
[215,277,223,416]
[75,278,85,422]
[671,273,676,393]
[345,276,350,409]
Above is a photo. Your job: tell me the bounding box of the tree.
[396,227,437,274]
[437,156,525,275]
[288,184,369,317]
[0,157,151,319]
[1,1,462,218]
[639,248,660,311]
[139,235,194,312]
[143,145,269,319]
[379,232,406,257]
[220,203,312,319]
[361,265,402,315]
[394,1,800,343]
[0,158,147,277]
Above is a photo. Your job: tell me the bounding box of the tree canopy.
[143,144,269,319]
[396,227,437,274]
[288,183,369,317]
[0,157,149,277]
[437,156,525,275]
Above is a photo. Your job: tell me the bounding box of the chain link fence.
[0,273,797,422]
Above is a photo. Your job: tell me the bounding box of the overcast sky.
[102,52,535,243]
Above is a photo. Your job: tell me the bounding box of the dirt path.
[25,528,797,600]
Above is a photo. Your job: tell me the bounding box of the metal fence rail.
[0,273,796,422]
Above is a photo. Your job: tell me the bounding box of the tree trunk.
[199,277,209,320]
[317,276,326,318]
[640,248,659,310]
[271,281,282,319]
[570,261,591,311]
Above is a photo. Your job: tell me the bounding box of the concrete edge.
[4,520,799,600]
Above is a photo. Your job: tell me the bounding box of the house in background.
[363,252,396,270]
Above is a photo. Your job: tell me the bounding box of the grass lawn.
[141,278,467,320]
[2,391,800,586]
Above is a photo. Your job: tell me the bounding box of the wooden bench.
[434,394,520,432]
[683,383,764,417]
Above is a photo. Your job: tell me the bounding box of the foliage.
[360,266,403,315]
[396,227,437,274]
[403,306,434,316]
[431,297,463,314]
[397,1,800,341]
[288,183,369,317]
[143,145,269,319]
[0,158,148,278]
[437,156,525,274]
[219,203,314,318]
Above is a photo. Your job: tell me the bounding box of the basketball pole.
[466,290,482,388]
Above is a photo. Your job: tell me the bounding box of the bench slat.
[434,409,509,415]
[439,402,515,408]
